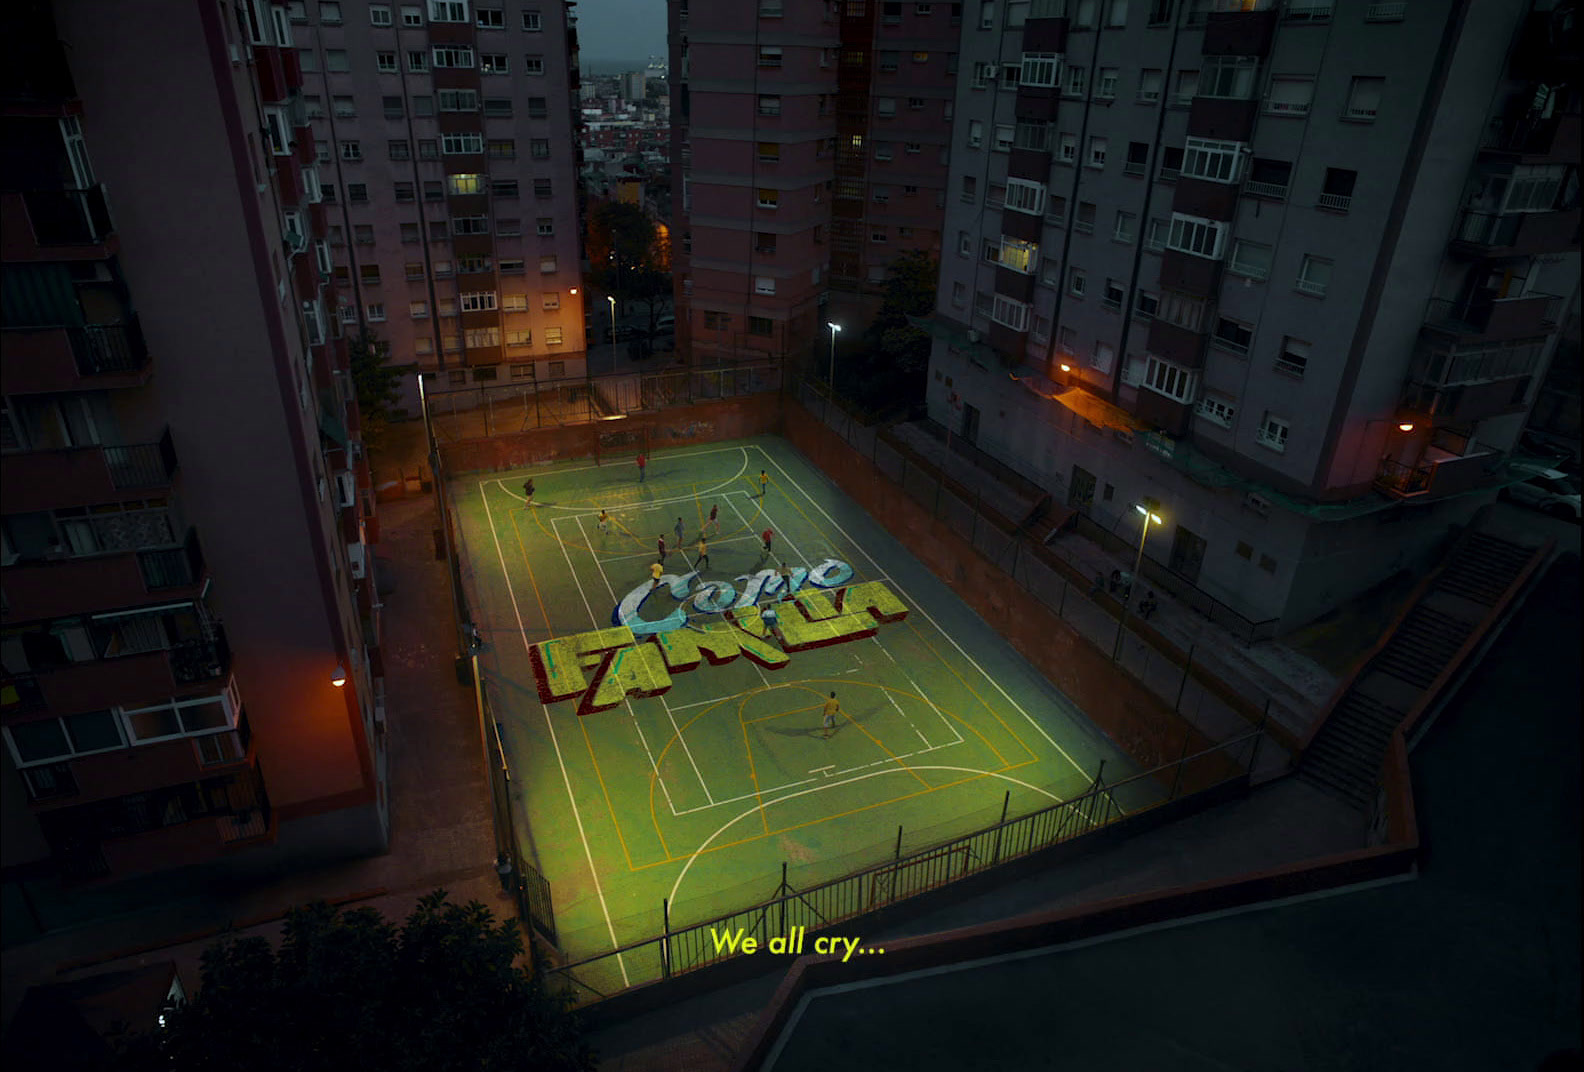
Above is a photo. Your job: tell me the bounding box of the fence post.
[1057,576,1069,618]
[486,390,494,437]
[991,789,1010,865]
[1173,643,1195,714]
[779,861,787,939]
[1168,724,1191,800]
[894,825,903,863]
[1250,702,1270,777]
[661,898,671,979]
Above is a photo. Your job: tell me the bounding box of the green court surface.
[450,438,1141,990]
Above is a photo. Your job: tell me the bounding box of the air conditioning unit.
[284,229,308,253]
[1112,427,1135,445]
[1244,491,1272,517]
[348,541,367,579]
[336,471,356,509]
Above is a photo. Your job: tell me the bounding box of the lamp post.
[827,322,841,388]
[608,294,618,367]
[1112,498,1162,662]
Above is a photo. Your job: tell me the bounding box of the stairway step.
[1298,767,1372,810]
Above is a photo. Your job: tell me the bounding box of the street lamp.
[827,322,841,387]
[1112,498,1163,662]
[331,663,348,688]
[608,294,618,366]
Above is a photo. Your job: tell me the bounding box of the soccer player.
[821,693,840,739]
[657,534,667,563]
[674,516,685,548]
[650,560,664,589]
[597,508,610,534]
[522,478,535,507]
[696,536,711,571]
[705,503,720,535]
[761,528,774,555]
[758,469,769,498]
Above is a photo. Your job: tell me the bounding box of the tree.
[349,327,403,454]
[119,891,594,1072]
[585,201,672,340]
[848,251,939,411]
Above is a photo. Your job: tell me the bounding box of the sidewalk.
[0,495,505,1026]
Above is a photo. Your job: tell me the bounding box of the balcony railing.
[1243,180,1288,200]
[139,530,206,590]
[71,317,149,376]
[21,186,114,245]
[106,428,178,490]
[1376,458,1431,496]
[1364,1,1406,19]
[170,626,231,686]
[1316,192,1352,212]
[1422,293,1563,340]
[1453,210,1522,248]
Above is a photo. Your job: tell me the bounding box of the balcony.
[9,186,115,248]
[1,531,205,622]
[0,318,151,394]
[33,628,231,715]
[0,428,178,514]
[1450,208,1583,258]
[1481,107,1581,162]
[1375,449,1498,500]
[1423,293,1563,342]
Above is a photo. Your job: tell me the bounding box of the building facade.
[669,0,962,368]
[930,0,1579,632]
[2,0,387,887]
[292,0,588,401]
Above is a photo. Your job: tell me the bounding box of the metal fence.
[796,381,1302,752]
[545,729,1266,1005]
[426,361,782,443]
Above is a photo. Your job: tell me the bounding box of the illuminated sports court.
[451,437,1150,993]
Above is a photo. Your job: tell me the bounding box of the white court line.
[872,637,964,749]
[479,480,630,987]
[885,689,931,747]
[570,509,687,810]
[598,533,761,564]
[760,450,1087,780]
[667,765,1064,910]
[721,489,900,591]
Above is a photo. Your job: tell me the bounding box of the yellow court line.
[903,621,1039,764]
[509,508,558,640]
[577,707,641,870]
[737,695,772,837]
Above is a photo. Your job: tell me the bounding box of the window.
[408,50,429,71]
[1058,132,1077,163]
[1021,52,1059,87]
[325,48,350,72]
[533,178,552,199]
[405,261,425,279]
[439,89,479,112]
[1173,70,1198,106]
[453,216,488,236]
[759,46,783,67]
[1212,316,1253,353]
[704,311,731,330]
[354,224,374,245]
[1345,76,1384,120]
[1014,120,1051,151]
[528,97,548,119]
[755,276,776,295]
[1005,178,1046,214]
[952,282,968,306]
[973,61,996,88]
[360,264,381,284]
[412,96,435,118]
[958,231,972,257]
[1144,354,1198,402]
[1198,394,1235,427]
[5,711,124,767]
[1086,136,1108,168]
[759,94,782,116]
[304,93,324,117]
[537,291,559,310]
[1103,278,1125,310]
[1000,237,1038,273]
[1201,57,1258,99]
[1276,337,1309,377]
[500,259,524,274]
[340,141,363,162]
[1229,239,1271,279]
[429,0,468,20]
[424,181,444,202]
[402,224,421,243]
[967,120,984,148]
[367,302,387,322]
[759,141,782,162]
[460,291,498,312]
[375,51,397,73]
[457,254,492,274]
[980,0,997,28]
[1246,157,1292,199]
[991,294,1030,331]
[878,99,897,118]
[1182,137,1245,183]
[756,231,778,254]
[1257,413,1290,451]
[1137,69,1163,103]
[1296,256,1331,297]
[433,261,453,277]
[488,139,516,159]
[909,96,926,110]
[1040,257,1060,284]
[484,98,513,117]
[1266,76,1315,116]
[371,3,393,23]
[402,5,424,25]
[1134,290,1159,320]
[1057,326,1077,355]
[1091,342,1115,373]
[476,6,504,26]
[448,174,483,196]
[1064,65,1086,96]
[432,45,475,68]
[481,53,509,73]
[529,216,550,236]
[1106,0,1129,24]
[1166,213,1226,259]
[1319,168,1357,211]
[1097,68,1118,99]
[523,10,542,29]
[442,133,484,155]
[764,0,786,14]
[347,183,368,203]
[1158,290,1208,331]
[758,189,779,209]
[1069,267,1087,297]
[994,125,1015,152]
[539,254,557,273]
[500,293,528,312]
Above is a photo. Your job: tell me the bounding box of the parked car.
[653,313,675,334]
[1502,468,1581,521]
[603,324,637,341]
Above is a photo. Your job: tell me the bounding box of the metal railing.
[546,729,1266,1004]
[1375,458,1431,496]
[170,626,230,685]
[1243,180,1288,200]
[72,318,149,376]
[1453,210,1522,248]
[1316,192,1352,212]
[105,429,178,490]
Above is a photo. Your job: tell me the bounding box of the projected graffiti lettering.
[528,561,908,714]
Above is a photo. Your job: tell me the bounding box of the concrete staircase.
[1299,530,1540,809]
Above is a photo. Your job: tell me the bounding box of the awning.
[318,407,349,446]
[1051,384,1150,434]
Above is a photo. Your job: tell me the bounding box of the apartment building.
[931,0,1580,632]
[669,0,961,368]
[293,0,587,399]
[2,0,387,888]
